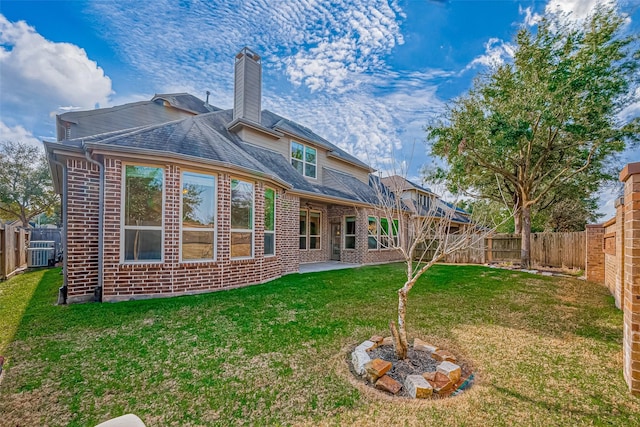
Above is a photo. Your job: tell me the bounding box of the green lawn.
[0,264,636,426]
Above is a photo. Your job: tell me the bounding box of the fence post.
[585,225,605,282]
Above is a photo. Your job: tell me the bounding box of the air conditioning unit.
[27,241,56,267]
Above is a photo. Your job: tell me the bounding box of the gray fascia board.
[82,141,293,190]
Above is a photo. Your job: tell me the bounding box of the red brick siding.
[622,169,640,394]
[276,193,300,274]
[299,202,330,264]
[66,159,100,303]
[66,158,299,302]
[585,224,605,282]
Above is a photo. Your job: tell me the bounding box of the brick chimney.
[233,47,262,124]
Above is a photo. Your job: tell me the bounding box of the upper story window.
[291,141,317,179]
[264,188,275,256]
[231,179,254,259]
[181,172,216,261]
[123,165,164,262]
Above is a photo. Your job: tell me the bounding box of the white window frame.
[179,171,217,262]
[264,187,276,257]
[299,208,321,250]
[121,163,165,264]
[230,178,255,259]
[344,216,356,250]
[367,215,397,250]
[290,140,317,179]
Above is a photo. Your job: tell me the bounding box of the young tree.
[0,140,59,226]
[427,6,639,267]
[375,176,499,359]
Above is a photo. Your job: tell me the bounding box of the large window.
[181,172,216,261]
[123,165,164,261]
[231,179,254,258]
[264,188,275,256]
[368,215,397,250]
[344,216,356,249]
[300,209,321,250]
[291,141,317,179]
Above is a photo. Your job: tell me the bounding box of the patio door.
[330,223,341,261]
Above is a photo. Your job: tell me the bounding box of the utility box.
[27,241,56,267]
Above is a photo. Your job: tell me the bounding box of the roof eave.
[81,142,293,190]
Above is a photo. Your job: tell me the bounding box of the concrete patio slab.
[298,261,360,274]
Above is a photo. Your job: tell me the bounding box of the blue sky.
[1,0,639,218]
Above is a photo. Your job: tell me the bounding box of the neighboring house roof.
[381,175,436,195]
[378,175,470,223]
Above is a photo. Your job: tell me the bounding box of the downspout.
[50,157,68,304]
[83,145,104,302]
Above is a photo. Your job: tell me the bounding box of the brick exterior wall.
[65,157,303,302]
[63,158,406,303]
[621,163,640,395]
[585,224,605,282]
[590,162,640,395]
[66,159,101,303]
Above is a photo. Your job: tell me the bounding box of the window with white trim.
[264,188,275,256]
[367,216,397,250]
[291,141,317,179]
[123,165,164,261]
[344,216,356,249]
[181,172,216,261]
[299,209,321,250]
[231,179,254,258]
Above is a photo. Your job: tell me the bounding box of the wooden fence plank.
[414,231,586,269]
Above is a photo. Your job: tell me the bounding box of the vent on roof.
[233,47,262,124]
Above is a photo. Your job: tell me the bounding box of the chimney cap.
[236,47,261,63]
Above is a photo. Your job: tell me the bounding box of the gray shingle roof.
[53,93,384,205]
[152,93,220,114]
[58,101,194,140]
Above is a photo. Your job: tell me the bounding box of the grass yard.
[0,264,637,426]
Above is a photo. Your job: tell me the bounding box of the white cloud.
[0,14,113,111]
[519,6,542,26]
[0,121,42,147]
[464,38,516,71]
[545,0,616,21]
[85,0,433,172]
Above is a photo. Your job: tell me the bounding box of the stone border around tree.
[350,336,475,400]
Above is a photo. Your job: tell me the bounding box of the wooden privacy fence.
[415,231,586,269]
[0,222,29,280]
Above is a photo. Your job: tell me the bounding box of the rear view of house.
[47,48,409,303]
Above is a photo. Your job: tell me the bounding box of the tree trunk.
[514,212,522,234]
[521,204,531,269]
[391,288,409,359]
